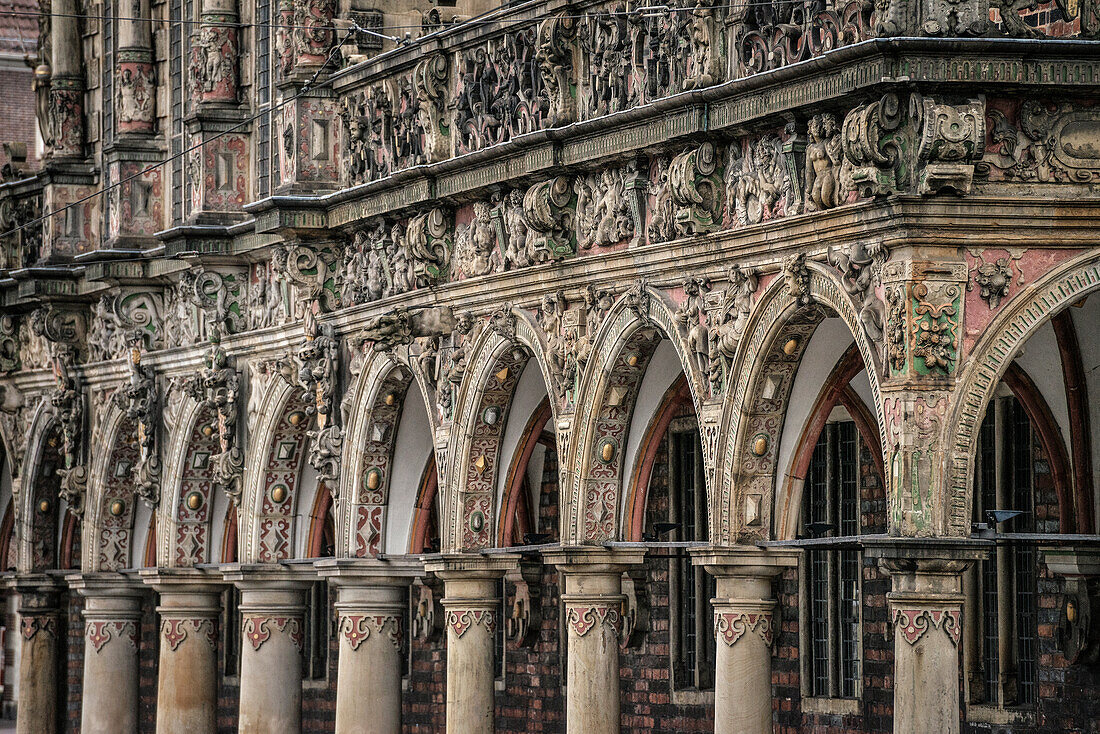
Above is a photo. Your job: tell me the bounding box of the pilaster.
[424,554,520,734]
[222,564,314,734]
[543,548,646,734]
[316,558,423,734]
[140,569,224,734]
[865,538,989,734]
[68,572,146,734]
[690,546,799,734]
[11,575,62,734]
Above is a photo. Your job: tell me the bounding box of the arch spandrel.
[564,286,708,546]
[946,251,1100,538]
[717,262,885,545]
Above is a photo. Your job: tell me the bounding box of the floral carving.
[536,11,578,126]
[892,607,961,646]
[413,53,450,163]
[732,0,872,79]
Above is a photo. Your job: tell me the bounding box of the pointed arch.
[409,457,439,554]
[159,394,222,567]
[717,262,885,545]
[498,397,552,547]
[12,398,62,572]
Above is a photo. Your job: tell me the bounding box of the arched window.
[969,393,1041,707]
[801,416,861,699]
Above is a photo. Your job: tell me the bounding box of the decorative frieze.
[85,620,138,653]
[243,615,304,652]
[445,608,495,638]
[339,614,402,651]
[566,603,621,637]
[20,614,58,640]
[714,611,774,647]
[892,607,961,646]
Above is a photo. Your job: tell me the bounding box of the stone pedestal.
[141,569,223,734]
[691,547,799,734]
[223,565,312,734]
[544,548,646,734]
[316,558,422,734]
[69,574,145,734]
[13,576,61,734]
[865,538,988,734]
[424,555,518,734]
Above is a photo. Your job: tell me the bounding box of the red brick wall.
[0,65,38,172]
[65,593,82,734]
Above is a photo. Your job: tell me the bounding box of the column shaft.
[443,579,497,734]
[153,585,221,734]
[73,579,144,734]
[14,581,61,734]
[226,570,311,734]
[333,587,405,733]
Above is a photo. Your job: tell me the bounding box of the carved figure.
[728,135,791,226]
[804,113,843,211]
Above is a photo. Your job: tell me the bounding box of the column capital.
[688,544,800,577]
[219,563,316,594]
[423,552,522,581]
[315,556,423,588]
[542,546,647,575]
[66,572,146,613]
[10,573,63,609]
[864,536,990,590]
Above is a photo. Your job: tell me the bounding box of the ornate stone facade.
[1,0,1099,732]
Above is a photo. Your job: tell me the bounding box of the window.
[669,421,715,691]
[801,419,861,699]
[969,394,1038,708]
[222,586,241,677]
[302,580,331,681]
[255,0,273,198]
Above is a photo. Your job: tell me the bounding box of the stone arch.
[337,350,417,557]
[945,250,1100,537]
[564,286,706,545]
[239,374,311,563]
[13,398,63,572]
[497,397,553,547]
[717,262,885,545]
[83,404,142,572]
[158,395,221,567]
[443,317,539,552]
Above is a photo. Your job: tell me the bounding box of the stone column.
[48,0,84,157]
[13,576,62,734]
[115,0,155,134]
[141,570,223,734]
[223,565,312,734]
[543,548,645,734]
[69,574,145,734]
[690,547,799,734]
[865,539,988,734]
[424,555,519,734]
[316,558,422,734]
